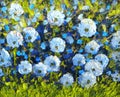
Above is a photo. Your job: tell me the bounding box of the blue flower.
[50,0,54,5]
[72,54,86,66]
[102,31,108,37]
[35,57,41,62]
[111,70,120,82]
[23,27,39,42]
[95,54,109,68]
[59,73,74,86]
[40,42,46,50]
[66,49,73,54]
[4,25,9,32]
[17,51,21,56]
[77,19,97,37]
[24,54,28,60]
[62,33,67,39]
[29,4,34,10]
[111,31,120,49]
[33,62,47,77]
[85,60,103,76]
[1,7,7,13]
[43,20,48,25]
[106,4,110,10]
[31,17,37,22]
[77,39,83,44]
[61,4,66,10]
[79,70,85,75]
[78,72,96,88]
[44,55,61,72]
[0,48,12,67]
[65,36,74,44]
[78,49,83,53]
[47,10,65,26]
[85,40,100,55]
[0,39,5,44]
[50,37,66,53]
[18,61,32,75]
[6,31,23,48]
[8,3,24,20]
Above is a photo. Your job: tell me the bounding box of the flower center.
[13,41,16,44]
[55,46,58,50]
[90,47,94,51]
[92,68,95,71]
[50,62,55,67]
[38,70,42,73]
[1,58,4,62]
[28,36,32,40]
[23,68,27,72]
[87,80,90,84]
[84,28,89,32]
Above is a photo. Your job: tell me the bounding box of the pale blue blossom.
[23,27,39,42]
[85,40,100,55]
[111,70,120,82]
[85,60,103,76]
[78,72,96,88]
[77,19,97,37]
[50,37,66,53]
[0,68,4,77]
[111,31,120,49]
[18,61,32,75]
[111,52,120,62]
[47,10,65,26]
[72,54,86,66]
[59,73,74,86]
[9,3,24,20]
[95,54,109,68]
[33,62,47,77]
[0,48,11,67]
[44,55,61,72]
[111,36,120,49]
[6,31,23,48]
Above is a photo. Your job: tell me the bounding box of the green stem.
[13,48,17,66]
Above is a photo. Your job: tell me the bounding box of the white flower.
[72,54,86,66]
[0,48,11,67]
[111,71,120,82]
[23,27,39,42]
[111,52,120,62]
[95,54,109,68]
[78,72,96,88]
[9,3,24,19]
[85,60,103,76]
[47,10,65,26]
[6,31,23,48]
[77,19,96,37]
[44,55,61,72]
[85,40,100,55]
[59,73,74,86]
[18,61,32,75]
[111,31,120,49]
[50,37,66,53]
[33,62,47,77]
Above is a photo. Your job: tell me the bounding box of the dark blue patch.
[36,24,44,41]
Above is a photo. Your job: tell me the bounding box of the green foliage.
[0,80,120,97]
